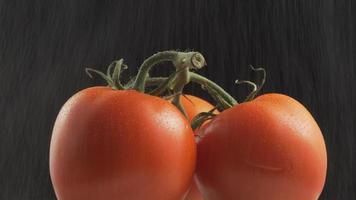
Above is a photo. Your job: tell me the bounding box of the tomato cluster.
[50,51,327,200]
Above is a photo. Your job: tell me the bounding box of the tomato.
[195,93,327,200]
[50,87,196,200]
[180,95,217,122]
[184,179,204,200]
[179,94,217,200]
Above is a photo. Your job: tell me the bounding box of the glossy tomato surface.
[184,178,204,200]
[196,93,327,200]
[50,87,196,200]
[180,95,217,122]
[179,94,216,200]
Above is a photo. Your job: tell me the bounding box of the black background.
[0,0,355,199]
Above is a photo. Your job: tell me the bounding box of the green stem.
[145,73,238,108]
[235,79,257,102]
[248,65,266,100]
[149,68,186,96]
[170,53,205,117]
[134,51,178,92]
[189,72,238,106]
[133,51,205,92]
[191,110,216,130]
[145,77,167,87]
[171,68,190,117]
[111,59,126,90]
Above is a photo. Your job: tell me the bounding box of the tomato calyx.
[85,51,206,91]
[236,65,266,102]
[133,51,206,92]
[85,50,207,118]
[84,50,266,130]
[190,107,218,130]
[132,51,207,116]
[189,65,266,130]
[143,66,266,130]
[86,59,128,90]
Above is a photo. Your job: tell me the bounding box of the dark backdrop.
[0,0,355,199]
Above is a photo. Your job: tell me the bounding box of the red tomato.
[179,94,217,200]
[50,87,196,200]
[180,95,218,122]
[184,178,204,200]
[195,93,327,200]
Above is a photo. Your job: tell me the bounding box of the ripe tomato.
[50,87,196,200]
[195,93,327,200]
[179,94,217,122]
[184,180,204,200]
[179,94,217,200]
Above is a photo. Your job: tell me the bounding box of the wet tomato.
[180,94,217,122]
[195,93,327,200]
[50,87,196,200]
[179,94,217,200]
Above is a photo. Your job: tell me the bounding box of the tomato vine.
[85,50,266,129]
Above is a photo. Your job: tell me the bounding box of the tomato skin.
[180,95,217,122]
[184,177,204,200]
[179,95,217,200]
[195,93,327,200]
[50,87,196,200]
